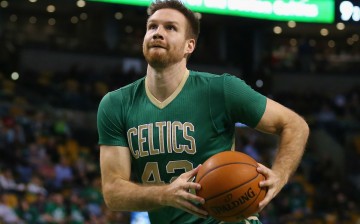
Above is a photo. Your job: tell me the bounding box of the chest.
[125,92,213,158]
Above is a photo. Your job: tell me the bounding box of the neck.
[146,62,188,102]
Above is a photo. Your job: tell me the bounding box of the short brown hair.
[147,0,200,42]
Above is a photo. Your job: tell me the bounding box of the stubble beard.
[143,46,183,69]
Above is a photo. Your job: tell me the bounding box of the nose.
[152,26,164,40]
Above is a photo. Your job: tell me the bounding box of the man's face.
[143,8,194,68]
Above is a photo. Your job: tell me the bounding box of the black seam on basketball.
[197,162,258,183]
[204,172,259,201]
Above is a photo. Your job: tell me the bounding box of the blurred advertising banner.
[87,0,335,23]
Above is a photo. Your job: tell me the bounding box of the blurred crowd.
[1,64,360,224]
[270,37,360,75]
[0,70,130,223]
[1,2,360,223]
[0,3,360,224]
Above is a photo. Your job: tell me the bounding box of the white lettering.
[340,1,354,21]
[273,0,318,17]
[228,0,272,14]
[149,0,328,21]
[185,0,203,7]
[204,0,227,9]
[339,1,360,22]
[353,6,360,21]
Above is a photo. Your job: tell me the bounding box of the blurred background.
[0,0,359,223]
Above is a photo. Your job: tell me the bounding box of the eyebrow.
[147,19,180,26]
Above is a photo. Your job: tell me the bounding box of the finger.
[178,199,208,218]
[259,187,276,210]
[181,206,208,219]
[256,163,269,175]
[183,190,205,204]
[259,179,270,188]
[184,182,201,191]
[182,164,202,180]
[257,164,271,187]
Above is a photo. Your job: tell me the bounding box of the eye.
[147,24,157,30]
[166,25,176,31]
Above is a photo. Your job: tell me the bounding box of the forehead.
[148,8,187,25]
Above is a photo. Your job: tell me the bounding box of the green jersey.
[97,71,267,224]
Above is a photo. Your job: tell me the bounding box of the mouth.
[150,45,166,49]
[149,41,167,49]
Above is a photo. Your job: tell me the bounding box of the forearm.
[103,178,167,211]
[99,146,206,217]
[272,116,309,182]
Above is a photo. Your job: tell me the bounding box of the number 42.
[141,160,194,184]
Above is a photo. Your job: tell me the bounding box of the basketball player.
[97,0,309,223]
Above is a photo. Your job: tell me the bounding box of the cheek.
[142,37,150,51]
[143,33,152,44]
[142,38,146,48]
[178,41,189,53]
[143,36,148,45]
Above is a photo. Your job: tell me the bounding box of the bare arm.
[255,98,309,209]
[100,145,207,217]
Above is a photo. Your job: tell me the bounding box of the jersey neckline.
[145,70,190,109]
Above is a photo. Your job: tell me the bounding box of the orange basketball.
[195,151,267,222]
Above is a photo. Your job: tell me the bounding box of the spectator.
[0,193,21,224]
[41,193,67,224]
[53,157,74,190]
[0,168,25,193]
[15,199,40,224]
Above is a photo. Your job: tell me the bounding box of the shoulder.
[189,70,247,89]
[111,77,145,95]
[105,78,144,99]
[99,77,145,108]
[189,70,238,85]
[189,70,242,81]
[189,70,219,78]
[189,70,224,79]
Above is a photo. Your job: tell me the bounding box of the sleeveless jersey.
[97,71,267,224]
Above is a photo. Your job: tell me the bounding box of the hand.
[256,163,288,212]
[161,165,208,219]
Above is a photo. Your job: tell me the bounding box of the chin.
[148,60,168,68]
[145,54,168,67]
[144,51,183,68]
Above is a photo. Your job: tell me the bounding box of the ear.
[184,38,196,54]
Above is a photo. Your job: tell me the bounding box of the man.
[97,0,309,223]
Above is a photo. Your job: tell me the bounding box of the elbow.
[294,116,310,147]
[301,116,310,138]
[103,197,116,211]
[284,114,310,140]
[102,188,116,211]
[102,183,122,211]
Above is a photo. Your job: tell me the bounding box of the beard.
[143,44,184,68]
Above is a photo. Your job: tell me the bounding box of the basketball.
[195,151,267,222]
